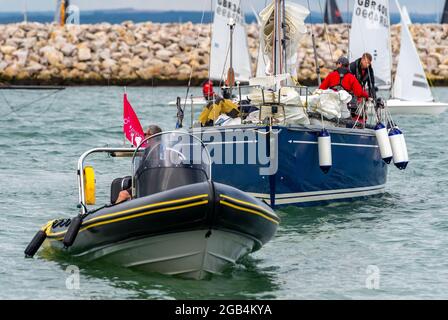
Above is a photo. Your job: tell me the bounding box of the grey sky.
[0,0,445,14]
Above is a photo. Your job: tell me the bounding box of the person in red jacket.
[319,56,370,122]
[320,56,369,99]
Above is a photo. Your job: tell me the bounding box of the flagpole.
[123,86,126,146]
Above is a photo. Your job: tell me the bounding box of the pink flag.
[123,93,145,147]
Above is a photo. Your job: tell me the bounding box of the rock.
[178,64,192,77]
[74,62,88,71]
[136,67,156,80]
[4,64,19,78]
[98,48,111,60]
[0,45,16,55]
[0,61,9,71]
[169,57,183,68]
[68,68,83,79]
[78,47,92,61]
[123,32,137,46]
[14,49,28,66]
[155,49,173,61]
[61,43,77,56]
[129,56,143,69]
[40,46,64,66]
[101,58,116,70]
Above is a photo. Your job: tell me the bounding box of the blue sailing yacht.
[177,0,404,208]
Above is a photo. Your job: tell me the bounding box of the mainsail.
[324,0,343,24]
[209,0,252,82]
[442,0,448,24]
[392,2,433,102]
[349,0,392,90]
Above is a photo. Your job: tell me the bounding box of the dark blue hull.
[192,124,388,208]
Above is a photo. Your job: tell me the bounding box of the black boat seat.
[110,176,132,204]
[136,167,208,197]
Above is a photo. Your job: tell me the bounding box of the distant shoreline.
[0,9,443,25]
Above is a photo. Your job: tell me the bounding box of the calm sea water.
[0,86,447,300]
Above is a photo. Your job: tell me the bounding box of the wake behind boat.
[25,132,279,280]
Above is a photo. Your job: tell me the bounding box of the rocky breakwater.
[286,23,448,85]
[0,21,210,85]
[0,22,447,85]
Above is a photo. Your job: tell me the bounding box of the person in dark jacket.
[349,53,376,98]
[319,56,369,99]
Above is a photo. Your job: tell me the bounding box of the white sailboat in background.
[387,1,448,115]
[349,0,392,91]
[209,0,252,83]
[349,0,447,115]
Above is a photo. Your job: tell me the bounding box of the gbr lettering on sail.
[349,0,392,89]
[354,0,389,28]
[216,0,244,24]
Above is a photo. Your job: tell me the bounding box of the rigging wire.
[1,89,62,118]
[317,0,335,64]
[347,0,351,59]
[306,0,322,86]
[182,0,208,111]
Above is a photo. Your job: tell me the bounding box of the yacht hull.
[387,99,448,115]
[196,125,388,207]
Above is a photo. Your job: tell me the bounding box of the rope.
[2,89,63,118]
[306,0,322,86]
[317,0,335,64]
[182,0,208,111]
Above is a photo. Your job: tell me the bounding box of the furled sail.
[349,0,392,90]
[442,0,448,24]
[258,1,309,78]
[392,3,433,102]
[209,0,252,82]
[324,0,343,24]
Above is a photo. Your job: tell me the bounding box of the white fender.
[375,123,393,164]
[318,129,332,173]
[389,127,409,170]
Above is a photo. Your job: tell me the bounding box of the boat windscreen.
[132,132,211,196]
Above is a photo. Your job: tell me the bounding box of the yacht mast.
[272,0,283,76]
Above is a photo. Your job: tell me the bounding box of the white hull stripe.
[205,140,257,145]
[270,188,385,205]
[248,184,386,200]
[288,140,378,148]
[204,140,378,148]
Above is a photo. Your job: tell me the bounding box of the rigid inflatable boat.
[25,132,279,280]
